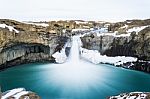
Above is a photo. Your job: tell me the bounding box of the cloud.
[0,0,149,21]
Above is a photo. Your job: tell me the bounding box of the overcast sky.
[0,0,150,22]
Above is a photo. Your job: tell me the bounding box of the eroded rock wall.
[80,27,150,73]
[0,19,71,70]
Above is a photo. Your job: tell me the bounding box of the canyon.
[0,19,150,99]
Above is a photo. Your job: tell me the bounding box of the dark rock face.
[130,61,150,73]
[0,36,71,70]
[0,43,52,70]
[80,33,135,56]
[135,27,150,60]
[80,27,150,73]
[103,36,136,57]
[0,19,71,70]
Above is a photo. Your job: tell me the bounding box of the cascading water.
[67,36,80,64]
[44,36,108,99]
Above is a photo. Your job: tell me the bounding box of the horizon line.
[0,17,150,23]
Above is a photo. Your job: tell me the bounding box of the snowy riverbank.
[80,47,137,67]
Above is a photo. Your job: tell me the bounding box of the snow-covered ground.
[87,24,149,38]
[80,47,137,66]
[109,92,149,99]
[95,32,131,37]
[79,27,130,37]
[72,28,90,32]
[75,21,88,24]
[2,88,29,99]
[90,25,149,37]
[23,22,49,27]
[94,25,149,38]
[0,24,19,33]
[92,27,108,33]
[120,24,149,35]
[127,25,149,34]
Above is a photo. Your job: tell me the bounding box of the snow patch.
[0,24,19,33]
[79,29,130,38]
[24,22,49,27]
[13,91,29,99]
[84,28,131,37]
[72,29,90,32]
[52,48,67,63]
[52,41,71,63]
[127,21,132,24]
[96,32,131,37]
[75,21,88,24]
[127,26,149,34]
[93,28,108,33]
[80,47,137,66]
[33,23,49,27]
[2,88,25,99]
[115,33,131,37]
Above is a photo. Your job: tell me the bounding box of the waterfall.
[67,36,80,64]
[44,35,107,99]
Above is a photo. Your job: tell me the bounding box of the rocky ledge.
[108,92,150,99]
[1,88,40,99]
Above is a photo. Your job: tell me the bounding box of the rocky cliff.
[0,19,71,70]
[80,19,150,73]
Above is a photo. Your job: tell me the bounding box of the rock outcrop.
[0,19,71,70]
[1,88,40,99]
[108,92,150,99]
[108,19,150,32]
[80,19,150,73]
